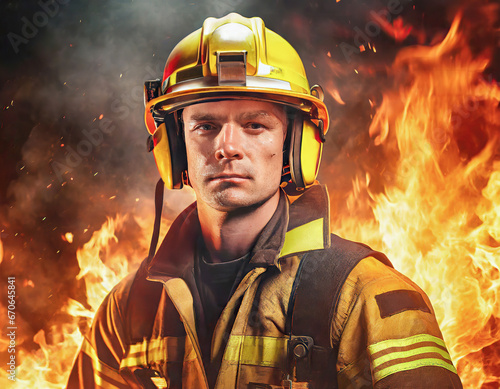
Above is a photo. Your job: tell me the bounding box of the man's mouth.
[209,174,250,182]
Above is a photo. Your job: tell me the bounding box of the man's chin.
[211,192,255,211]
[207,188,272,212]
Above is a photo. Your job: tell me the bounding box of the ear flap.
[289,112,324,189]
[151,112,187,189]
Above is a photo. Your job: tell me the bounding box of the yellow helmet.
[144,13,329,190]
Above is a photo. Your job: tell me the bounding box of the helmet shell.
[145,13,329,136]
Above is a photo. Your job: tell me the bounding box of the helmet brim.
[144,86,329,136]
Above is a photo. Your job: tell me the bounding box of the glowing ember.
[62,233,73,244]
[23,279,35,288]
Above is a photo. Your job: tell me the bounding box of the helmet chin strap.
[147,178,164,264]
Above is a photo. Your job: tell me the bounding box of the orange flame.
[0,302,85,388]
[75,215,134,311]
[0,214,152,387]
[333,14,500,387]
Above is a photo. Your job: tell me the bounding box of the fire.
[333,14,500,387]
[7,326,82,389]
[76,215,133,311]
[0,214,151,387]
[0,300,84,388]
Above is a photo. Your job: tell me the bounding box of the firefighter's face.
[183,100,287,212]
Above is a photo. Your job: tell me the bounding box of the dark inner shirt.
[194,237,252,385]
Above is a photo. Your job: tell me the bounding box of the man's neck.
[197,191,281,263]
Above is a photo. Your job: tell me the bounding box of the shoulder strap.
[147,178,165,264]
[285,234,391,387]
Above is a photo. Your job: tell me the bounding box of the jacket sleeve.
[66,274,135,389]
[333,256,463,388]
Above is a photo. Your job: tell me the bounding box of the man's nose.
[215,123,243,161]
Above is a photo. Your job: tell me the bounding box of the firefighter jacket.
[67,185,463,388]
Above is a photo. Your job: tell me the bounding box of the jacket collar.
[279,184,331,258]
[147,184,331,278]
[147,201,200,279]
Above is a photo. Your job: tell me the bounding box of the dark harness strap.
[286,234,392,388]
[148,178,164,264]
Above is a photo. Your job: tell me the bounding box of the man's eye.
[195,124,215,131]
[247,122,266,130]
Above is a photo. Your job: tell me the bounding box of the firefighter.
[67,13,463,388]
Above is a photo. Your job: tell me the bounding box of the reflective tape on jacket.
[279,218,325,258]
[81,338,129,388]
[120,336,197,369]
[223,335,288,368]
[367,334,457,382]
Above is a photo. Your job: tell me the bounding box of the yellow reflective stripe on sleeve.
[367,334,446,354]
[223,335,288,367]
[368,334,457,382]
[279,218,324,258]
[374,358,458,382]
[372,346,453,368]
[80,338,128,387]
[121,336,193,368]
